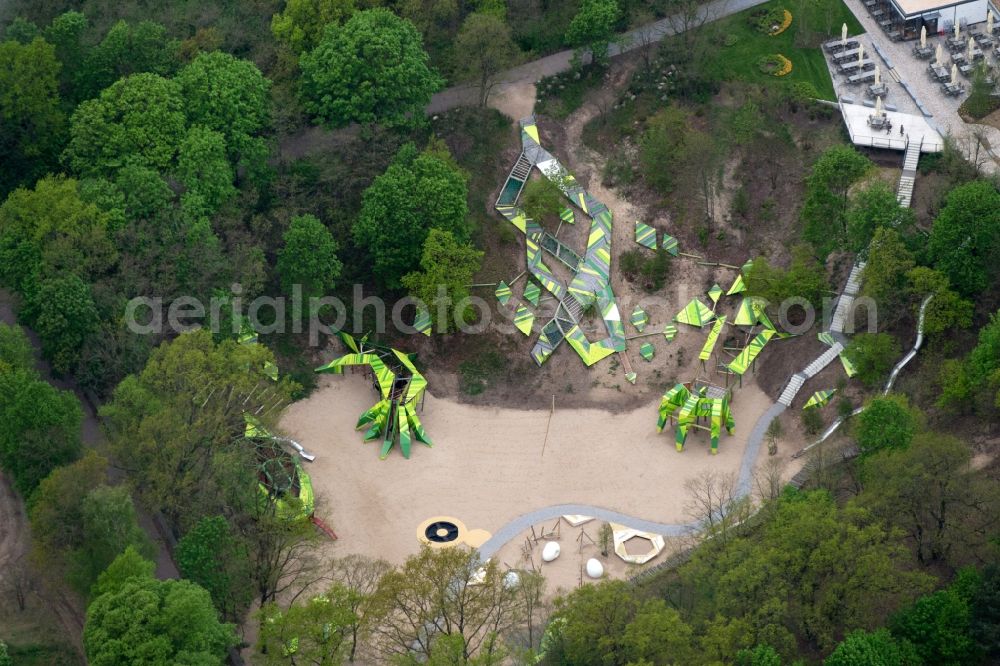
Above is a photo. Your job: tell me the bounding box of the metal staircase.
[897,138,920,207]
[510,152,533,181]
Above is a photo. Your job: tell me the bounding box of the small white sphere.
[586,558,604,579]
[541,541,561,562]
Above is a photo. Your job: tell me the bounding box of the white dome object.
[586,558,604,579]
[541,541,561,562]
[503,571,520,588]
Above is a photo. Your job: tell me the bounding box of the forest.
[0,0,999,663]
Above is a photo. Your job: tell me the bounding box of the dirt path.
[0,290,178,658]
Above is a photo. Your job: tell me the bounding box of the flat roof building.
[863,0,996,40]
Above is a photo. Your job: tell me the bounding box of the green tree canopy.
[401,229,484,331]
[859,432,1000,565]
[801,145,872,258]
[453,13,521,106]
[258,584,357,664]
[71,484,156,596]
[928,180,1000,296]
[0,37,65,197]
[854,394,921,457]
[565,0,621,65]
[174,51,271,165]
[890,587,979,666]
[354,142,469,289]
[176,126,236,214]
[100,329,298,528]
[27,275,100,374]
[824,629,919,666]
[545,582,695,665]
[299,9,443,129]
[0,323,35,373]
[176,515,253,621]
[27,450,108,569]
[271,0,356,53]
[80,20,180,101]
[92,545,156,598]
[905,266,973,336]
[746,244,829,310]
[368,546,523,660]
[520,176,565,224]
[0,175,117,297]
[64,72,187,178]
[846,181,915,253]
[276,214,343,300]
[0,366,82,495]
[845,332,900,388]
[84,572,236,665]
[860,227,915,324]
[674,489,934,658]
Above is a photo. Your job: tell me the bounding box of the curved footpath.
[479,259,891,559]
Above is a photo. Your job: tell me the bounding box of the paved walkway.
[842,0,1000,171]
[429,0,769,113]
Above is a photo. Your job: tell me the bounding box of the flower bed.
[748,7,790,35]
[757,53,793,76]
[770,9,793,36]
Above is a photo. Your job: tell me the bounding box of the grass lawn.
[704,0,864,100]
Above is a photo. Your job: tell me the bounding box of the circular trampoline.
[424,520,460,543]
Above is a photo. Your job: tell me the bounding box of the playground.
[276,78,841,589]
[280,370,800,583]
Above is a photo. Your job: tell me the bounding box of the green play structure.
[315,332,432,460]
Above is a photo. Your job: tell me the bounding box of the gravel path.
[427,0,770,113]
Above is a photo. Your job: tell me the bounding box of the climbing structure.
[494,116,627,368]
[656,381,735,454]
[244,415,315,520]
[315,332,432,460]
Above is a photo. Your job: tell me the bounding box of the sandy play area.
[279,371,801,581]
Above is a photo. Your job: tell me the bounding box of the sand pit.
[279,372,801,571]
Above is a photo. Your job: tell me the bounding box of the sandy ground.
[280,371,802,574]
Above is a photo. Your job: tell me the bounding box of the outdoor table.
[887,30,902,40]
[942,81,965,95]
[832,47,862,63]
[947,36,966,51]
[929,64,949,81]
[863,0,877,6]
[848,70,876,84]
[839,59,874,73]
[878,19,892,29]
[970,47,985,60]
[974,33,994,47]
[824,38,859,53]
[868,113,891,129]
[868,82,889,97]
[871,8,884,17]
[959,62,975,76]
[994,45,1000,58]
[913,45,934,58]
[953,52,968,64]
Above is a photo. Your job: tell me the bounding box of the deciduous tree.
[276,214,342,300]
[271,0,357,53]
[453,13,520,107]
[928,180,1000,296]
[258,584,357,664]
[64,73,187,178]
[84,562,236,665]
[0,37,65,197]
[859,433,1000,565]
[176,515,253,622]
[854,394,920,458]
[845,332,900,388]
[355,142,468,289]
[824,629,919,666]
[299,9,442,129]
[801,146,872,258]
[401,229,483,331]
[846,181,915,253]
[565,0,620,66]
